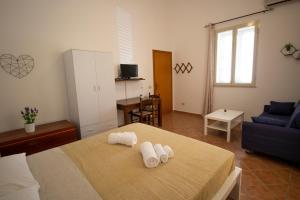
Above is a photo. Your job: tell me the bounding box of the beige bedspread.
[62,123,235,200]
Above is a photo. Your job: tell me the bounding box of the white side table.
[204,109,244,142]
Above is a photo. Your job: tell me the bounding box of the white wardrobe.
[64,49,117,138]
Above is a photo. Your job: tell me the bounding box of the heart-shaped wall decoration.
[0,54,34,79]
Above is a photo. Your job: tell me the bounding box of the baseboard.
[172,110,204,118]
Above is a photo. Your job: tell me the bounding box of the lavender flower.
[21,107,39,124]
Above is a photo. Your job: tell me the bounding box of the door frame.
[152,49,173,112]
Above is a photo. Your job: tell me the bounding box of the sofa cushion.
[252,116,288,127]
[269,101,295,116]
[264,105,270,113]
[287,103,300,128]
[260,112,291,123]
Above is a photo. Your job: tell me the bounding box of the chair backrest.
[151,97,160,111]
[150,93,160,105]
[139,96,143,111]
[140,96,160,112]
[149,93,160,99]
[139,97,151,111]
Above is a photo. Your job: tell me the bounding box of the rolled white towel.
[121,132,137,146]
[108,133,120,144]
[140,142,160,168]
[108,132,137,146]
[153,144,168,163]
[163,145,174,158]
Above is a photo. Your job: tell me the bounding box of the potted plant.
[21,107,38,133]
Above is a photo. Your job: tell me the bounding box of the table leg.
[158,101,162,127]
[123,109,130,125]
[240,114,244,130]
[204,117,208,136]
[227,121,231,142]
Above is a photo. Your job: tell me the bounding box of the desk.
[117,97,162,126]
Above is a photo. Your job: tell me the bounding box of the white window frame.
[214,21,259,87]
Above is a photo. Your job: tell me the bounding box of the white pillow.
[1,186,40,200]
[0,153,40,200]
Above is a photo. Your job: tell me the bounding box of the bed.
[27,123,241,200]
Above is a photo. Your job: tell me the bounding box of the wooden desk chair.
[144,94,160,126]
[130,97,153,124]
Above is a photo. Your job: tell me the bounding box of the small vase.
[24,123,35,133]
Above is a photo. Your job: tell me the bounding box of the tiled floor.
[161,111,300,200]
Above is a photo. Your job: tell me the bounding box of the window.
[215,22,258,86]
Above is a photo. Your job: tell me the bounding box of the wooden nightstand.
[0,120,78,156]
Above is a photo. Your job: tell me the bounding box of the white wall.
[0,0,171,132]
[1,0,300,132]
[169,0,300,120]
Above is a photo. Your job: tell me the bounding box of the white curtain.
[202,24,215,116]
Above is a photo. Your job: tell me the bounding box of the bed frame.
[212,167,242,200]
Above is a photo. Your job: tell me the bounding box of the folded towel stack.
[140,142,160,168]
[140,142,174,168]
[108,132,137,147]
[108,132,174,168]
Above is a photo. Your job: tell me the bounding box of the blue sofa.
[242,101,300,163]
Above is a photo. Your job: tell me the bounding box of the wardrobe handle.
[93,85,97,92]
[97,85,101,91]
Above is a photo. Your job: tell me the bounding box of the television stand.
[115,77,145,82]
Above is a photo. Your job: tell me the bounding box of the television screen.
[120,64,138,79]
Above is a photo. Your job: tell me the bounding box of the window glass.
[235,26,255,84]
[216,30,233,84]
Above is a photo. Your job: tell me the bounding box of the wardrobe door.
[73,50,100,126]
[94,52,117,124]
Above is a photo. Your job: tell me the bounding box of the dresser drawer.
[36,130,78,150]
[0,139,40,156]
[0,130,77,156]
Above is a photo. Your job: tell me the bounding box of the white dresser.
[64,49,117,138]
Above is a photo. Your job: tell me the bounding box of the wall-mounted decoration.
[0,54,34,79]
[292,51,300,60]
[281,43,300,60]
[174,62,193,74]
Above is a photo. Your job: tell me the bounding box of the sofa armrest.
[263,105,270,113]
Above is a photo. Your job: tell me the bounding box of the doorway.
[153,50,173,114]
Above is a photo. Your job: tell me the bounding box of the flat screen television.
[120,64,138,79]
